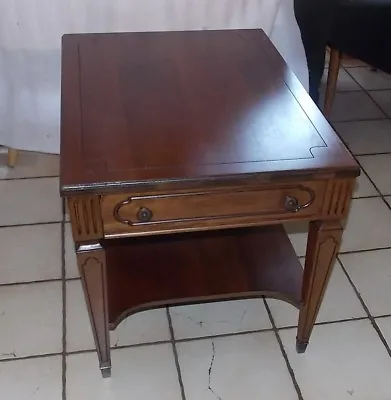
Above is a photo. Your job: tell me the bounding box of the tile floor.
[1,65,391,400]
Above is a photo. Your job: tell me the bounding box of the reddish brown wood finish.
[60,30,358,194]
[101,181,326,237]
[60,30,359,377]
[105,225,302,329]
[297,220,343,351]
[76,243,111,377]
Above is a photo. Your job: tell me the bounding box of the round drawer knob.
[285,196,300,212]
[137,207,153,222]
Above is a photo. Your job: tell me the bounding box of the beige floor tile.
[64,223,79,279]
[0,282,62,359]
[0,224,61,284]
[66,280,170,352]
[170,299,271,340]
[280,320,391,399]
[177,332,298,400]
[0,178,62,226]
[347,67,391,90]
[352,172,379,198]
[285,222,308,258]
[341,198,391,252]
[358,154,391,195]
[341,58,367,68]
[334,119,391,155]
[328,92,384,122]
[321,68,361,92]
[287,198,391,260]
[0,151,59,180]
[369,90,391,117]
[340,249,391,316]
[67,345,182,400]
[0,356,62,399]
[267,260,365,327]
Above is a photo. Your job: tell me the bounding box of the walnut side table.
[60,30,359,377]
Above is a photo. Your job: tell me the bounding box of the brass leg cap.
[296,340,308,354]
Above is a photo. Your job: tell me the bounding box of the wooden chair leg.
[7,148,19,167]
[324,48,342,118]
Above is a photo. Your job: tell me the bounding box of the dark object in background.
[294,0,391,103]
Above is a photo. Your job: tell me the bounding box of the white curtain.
[0,0,307,154]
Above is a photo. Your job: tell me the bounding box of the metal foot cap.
[296,339,308,354]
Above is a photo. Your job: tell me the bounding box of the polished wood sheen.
[61,30,357,193]
[105,225,303,329]
[60,30,360,377]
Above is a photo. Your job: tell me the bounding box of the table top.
[60,30,358,194]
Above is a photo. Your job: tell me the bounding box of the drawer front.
[101,181,327,237]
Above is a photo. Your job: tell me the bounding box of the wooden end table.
[60,30,359,377]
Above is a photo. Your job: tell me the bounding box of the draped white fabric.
[0,0,307,153]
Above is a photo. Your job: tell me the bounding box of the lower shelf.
[104,224,303,329]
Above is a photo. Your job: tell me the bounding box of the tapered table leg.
[297,220,343,352]
[77,243,111,377]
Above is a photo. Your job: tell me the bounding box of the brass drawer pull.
[136,207,153,222]
[284,186,315,213]
[285,196,300,212]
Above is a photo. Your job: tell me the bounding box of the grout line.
[343,65,370,69]
[327,127,390,210]
[353,152,391,157]
[355,166,382,196]
[66,340,172,356]
[166,308,187,400]
[332,116,390,124]
[330,116,389,124]
[373,314,391,321]
[352,194,381,200]
[353,158,391,211]
[342,67,368,92]
[65,277,81,282]
[0,278,63,288]
[344,87,391,92]
[0,277,80,288]
[0,220,62,229]
[61,199,67,400]
[339,246,391,255]
[111,339,171,351]
[0,314,378,364]
[333,89,370,94]
[366,90,391,118]
[174,327,275,344]
[344,68,391,116]
[0,314,373,364]
[0,175,59,182]
[330,69,390,120]
[263,298,304,400]
[0,352,63,364]
[276,315,369,331]
[338,257,391,359]
[333,116,391,124]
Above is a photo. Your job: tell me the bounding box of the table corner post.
[297,219,344,352]
[68,195,111,377]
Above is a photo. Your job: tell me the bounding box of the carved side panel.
[322,179,355,219]
[68,196,103,242]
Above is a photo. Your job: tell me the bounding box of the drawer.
[101,181,327,237]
